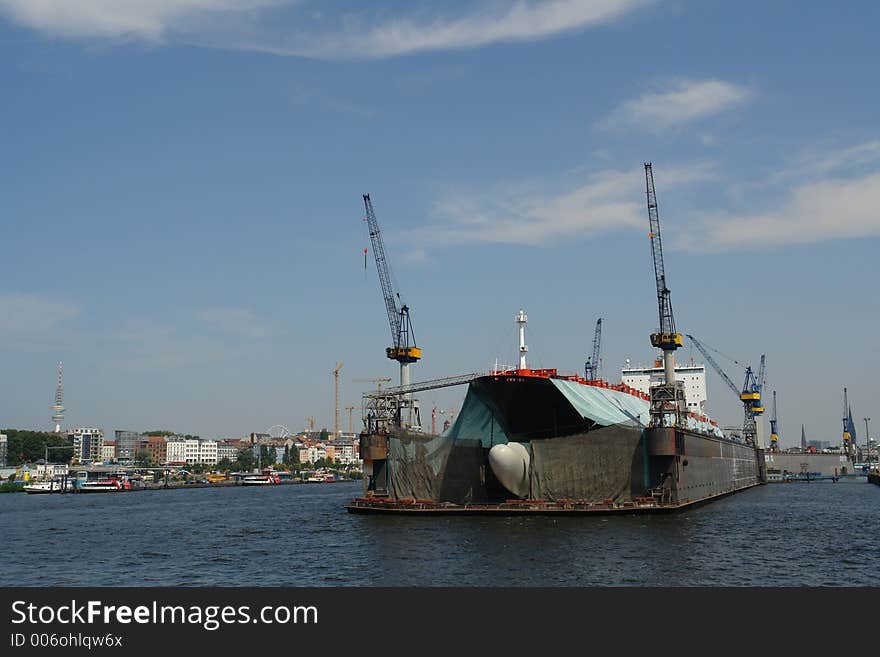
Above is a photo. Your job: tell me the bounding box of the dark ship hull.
[350,371,763,514]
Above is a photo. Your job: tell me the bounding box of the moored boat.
[23,479,75,494]
[78,477,130,493]
[240,473,280,485]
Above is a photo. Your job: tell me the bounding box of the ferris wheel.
[267,424,291,440]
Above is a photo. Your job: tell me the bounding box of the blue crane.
[362,194,420,366]
[363,193,421,429]
[585,318,602,381]
[686,334,765,446]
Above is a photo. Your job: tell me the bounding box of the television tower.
[51,361,65,433]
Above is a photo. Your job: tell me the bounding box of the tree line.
[1,430,73,466]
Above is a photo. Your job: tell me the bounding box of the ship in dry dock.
[349,164,765,515]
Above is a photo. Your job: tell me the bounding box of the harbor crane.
[644,163,684,427]
[363,193,421,430]
[585,317,603,381]
[685,333,766,446]
[769,390,779,451]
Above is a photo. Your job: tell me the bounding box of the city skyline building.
[70,427,104,464]
[114,430,141,462]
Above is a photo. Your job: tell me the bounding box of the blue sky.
[1,0,877,446]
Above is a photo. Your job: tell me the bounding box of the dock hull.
[355,374,763,513]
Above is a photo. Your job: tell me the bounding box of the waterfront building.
[200,440,218,465]
[101,441,117,462]
[621,361,708,414]
[70,427,104,464]
[305,445,326,464]
[0,433,6,467]
[142,435,167,465]
[165,437,218,466]
[332,441,359,465]
[35,463,69,480]
[114,430,141,461]
[216,442,237,463]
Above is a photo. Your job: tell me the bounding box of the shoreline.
[6,479,361,494]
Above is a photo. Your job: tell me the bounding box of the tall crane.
[685,333,765,446]
[585,317,603,381]
[769,390,779,451]
[644,163,684,427]
[333,362,344,439]
[363,194,421,430]
[354,377,392,392]
[344,404,356,434]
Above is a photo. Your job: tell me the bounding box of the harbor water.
[2,480,878,586]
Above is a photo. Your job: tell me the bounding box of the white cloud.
[416,141,880,253]
[599,79,753,131]
[410,163,716,247]
[684,169,880,251]
[770,140,880,184]
[194,307,271,338]
[0,0,284,40]
[290,0,652,59]
[0,0,651,58]
[0,294,80,338]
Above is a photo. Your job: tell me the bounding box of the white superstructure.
[622,361,708,415]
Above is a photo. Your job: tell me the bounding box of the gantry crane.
[585,317,603,381]
[363,193,421,430]
[644,163,685,427]
[769,390,779,451]
[685,333,766,446]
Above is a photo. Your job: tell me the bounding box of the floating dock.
[346,484,762,516]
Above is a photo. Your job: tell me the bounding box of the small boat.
[78,477,130,493]
[23,479,75,494]
[306,470,337,483]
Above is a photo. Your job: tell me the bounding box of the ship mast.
[516,309,528,370]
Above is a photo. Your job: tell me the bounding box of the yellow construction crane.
[333,362,344,439]
[353,377,392,392]
[344,404,356,434]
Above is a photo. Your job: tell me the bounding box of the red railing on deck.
[489,368,651,401]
